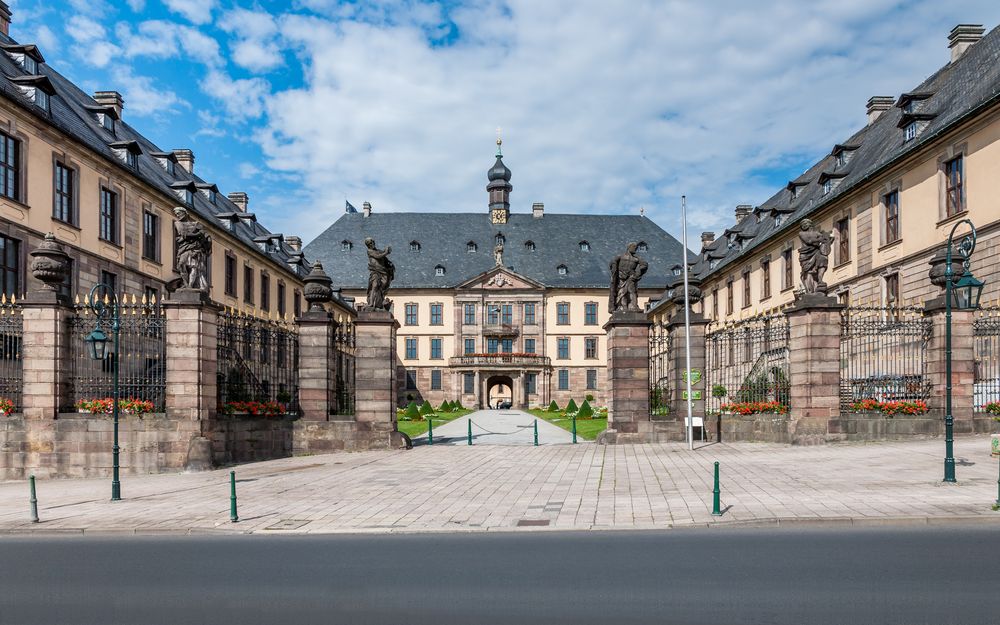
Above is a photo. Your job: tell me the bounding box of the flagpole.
[682,195,694,451]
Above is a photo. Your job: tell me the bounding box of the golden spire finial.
[495,127,502,156]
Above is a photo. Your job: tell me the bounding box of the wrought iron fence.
[649,325,671,416]
[974,306,1000,411]
[0,295,22,410]
[839,305,932,410]
[217,309,299,413]
[333,322,355,415]
[67,293,166,411]
[705,312,790,413]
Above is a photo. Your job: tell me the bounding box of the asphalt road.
[2,525,999,625]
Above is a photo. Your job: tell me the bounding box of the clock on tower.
[487,137,513,225]
[491,208,508,224]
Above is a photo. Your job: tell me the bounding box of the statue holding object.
[173,207,211,292]
[364,237,395,311]
[797,218,834,295]
[609,242,648,313]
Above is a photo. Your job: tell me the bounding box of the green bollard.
[533,419,538,446]
[467,419,473,445]
[428,417,434,445]
[572,414,577,444]
[230,470,239,523]
[712,462,722,516]
[994,455,1000,511]
[28,475,38,523]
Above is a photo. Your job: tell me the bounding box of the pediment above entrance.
[456,266,544,291]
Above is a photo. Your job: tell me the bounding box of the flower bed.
[222,401,288,417]
[849,399,928,416]
[75,398,154,415]
[0,397,14,415]
[719,401,788,415]
[984,401,1000,416]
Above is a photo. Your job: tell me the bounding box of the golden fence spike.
[141,292,148,305]
[74,293,81,306]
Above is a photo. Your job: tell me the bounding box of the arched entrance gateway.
[486,375,513,409]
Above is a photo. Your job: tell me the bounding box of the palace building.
[306,143,688,409]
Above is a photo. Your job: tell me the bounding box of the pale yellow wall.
[393,291,456,367]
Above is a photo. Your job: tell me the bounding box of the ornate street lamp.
[943,218,984,483]
[85,283,122,500]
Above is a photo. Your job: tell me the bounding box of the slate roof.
[0,30,311,284]
[306,212,690,290]
[680,23,1000,288]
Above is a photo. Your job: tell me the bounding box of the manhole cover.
[516,519,550,527]
[265,519,311,530]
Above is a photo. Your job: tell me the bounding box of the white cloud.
[220,8,284,72]
[66,15,122,67]
[116,20,222,66]
[66,15,108,42]
[161,0,217,25]
[200,70,271,121]
[35,25,58,52]
[111,67,186,117]
[239,162,262,178]
[127,0,146,11]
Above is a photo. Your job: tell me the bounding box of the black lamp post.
[85,284,122,501]
[943,218,984,483]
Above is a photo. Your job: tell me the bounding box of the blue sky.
[12,0,1000,247]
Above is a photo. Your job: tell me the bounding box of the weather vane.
[496,126,503,156]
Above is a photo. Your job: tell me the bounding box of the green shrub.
[404,402,420,420]
[577,400,594,419]
[454,400,464,410]
[585,394,595,402]
[439,400,452,412]
[547,400,560,412]
[711,384,727,399]
[565,398,579,413]
[420,400,434,415]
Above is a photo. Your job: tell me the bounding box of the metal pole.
[428,417,434,445]
[533,419,538,446]
[230,470,238,522]
[682,195,695,451]
[467,419,472,445]
[995,454,1000,510]
[111,295,121,501]
[944,226,957,483]
[572,414,577,444]
[28,475,38,523]
[712,461,721,516]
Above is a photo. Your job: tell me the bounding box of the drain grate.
[265,519,311,530]
[516,519,550,527]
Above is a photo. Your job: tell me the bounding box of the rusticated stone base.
[709,413,792,444]
[293,420,408,454]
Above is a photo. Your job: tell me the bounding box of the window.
[495,234,505,246]
[501,338,513,353]
[243,265,253,304]
[524,338,536,354]
[405,338,417,360]
[782,249,793,290]
[557,302,569,325]
[487,338,499,354]
[557,337,570,359]
[463,303,476,325]
[500,304,512,325]
[883,190,900,244]
[405,370,417,390]
[58,258,73,301]
[21,55,38,74]
[467,241,477,253]
[822,179,833,196]
[464,338,475,355]
[586,369,597,390]
[260,273,270,311]
[126,150,138,171]
[885,273,900,307]
[579,241,590,251]
[945,155,964,217]
[836,151,848,168]
[524,303,536,325]
[584,302,598,325]
[435,265,445,276]
[838,290,851,307]
[409,241,421,252]
[557,265,568,276]
[0,234,19,297]
[431,369,441,390]
[585,337,597,359]
[464,373,475,394]
[558,369,569,391]
[774,214,784,228]
[341,240,352,251]
[430,303,443,326]
[34,89,49,112]
[277,281,286,317]
[294,291,301,318]
[524,241,535,252]
[430,338,442,359]
[742,269,751,308]
[712,288,718,319]
[637,242,648,252]
[142,211,159,262]
[53,162,75,224]
[487,305,499,325]
[99,187,118,243]
[100,270,117,294]
[404,303,418,326]
[672,266,682,277]
[144,286,159,305]
[835,217,850,264]
[726,279,734,315]
[761,259,771,299]
[0,131,19,201]
[525,373,536,395]
[224,253,237,296]
[904,122,917,142]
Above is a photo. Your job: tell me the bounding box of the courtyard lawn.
[398,409,473,438]
[528,409,607,441]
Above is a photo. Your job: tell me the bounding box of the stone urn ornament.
[29,233,71,295]
[302,261,333,312]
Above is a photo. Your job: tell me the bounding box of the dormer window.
[525,240,535,251]
[774,214,783,228]
[150,152,177,175]
[22,55,37,74]
[579,241,590,252]
[196,184,218,204]
[904,121,917,142]
[10,75,55,113]
[410,241,421,252]
[170,181,196,205]
[99,113,114,133]
[496,233,505,246]
[110,140,142,171]
[342,240,352,251]
[467,241,477,253]
[672,266,682,277]
[557,264,568,276]
[836,152,847,167]
[823,179,833,195]
[180,187,192,204]
[637,242,648,252]
[435,265,445,277]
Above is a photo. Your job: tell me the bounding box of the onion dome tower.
[487,137,512,224]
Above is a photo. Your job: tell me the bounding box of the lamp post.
[943,219,984,483]
[84,284,122,501]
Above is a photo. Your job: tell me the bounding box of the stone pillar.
[924,302,976,430]
[355,308,405,448]
[786,294,844,444]
[297,311,336,421]
[21,294,73,420]
[598,311,653,444]
[163,289,220,470]
[666,311,711,436]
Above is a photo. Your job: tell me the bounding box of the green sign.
[682,390,703,401]
[682,369,702,385]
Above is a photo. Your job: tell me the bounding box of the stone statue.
[173,207,211,291]
[608,242,649,313]
[364,237,394,310]
[494,241,504,266]
[797,218,833,294]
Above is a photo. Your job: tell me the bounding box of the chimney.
[701,232,715,247]
[949,24,985,62]
[735,204,752,221]
[0,2,11,37]
[362,201,372,218]
[532,202,544,218]
[866,96,894,125]
[173,149,194,173]
[227,191,249,212]
[285,236,302,252]
[93,91,124,119]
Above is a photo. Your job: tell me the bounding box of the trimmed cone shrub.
[454,400,464,410]
[565,398,579,413]
[439,400,452,412]
[404,401,420,420]
[547,400,560,412]
[420,400,434,415]
[585,394,595,402]
[577,400,594,419]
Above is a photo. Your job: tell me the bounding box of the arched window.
[467,241,477,253]
[341,240,352,252]
[637,241,648,252]
[557,264,568,276]
[579,241,590,252]
[524,240,535,251]
[435,265,445,276]
[410,240,421,252]
[496,233,505,246]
